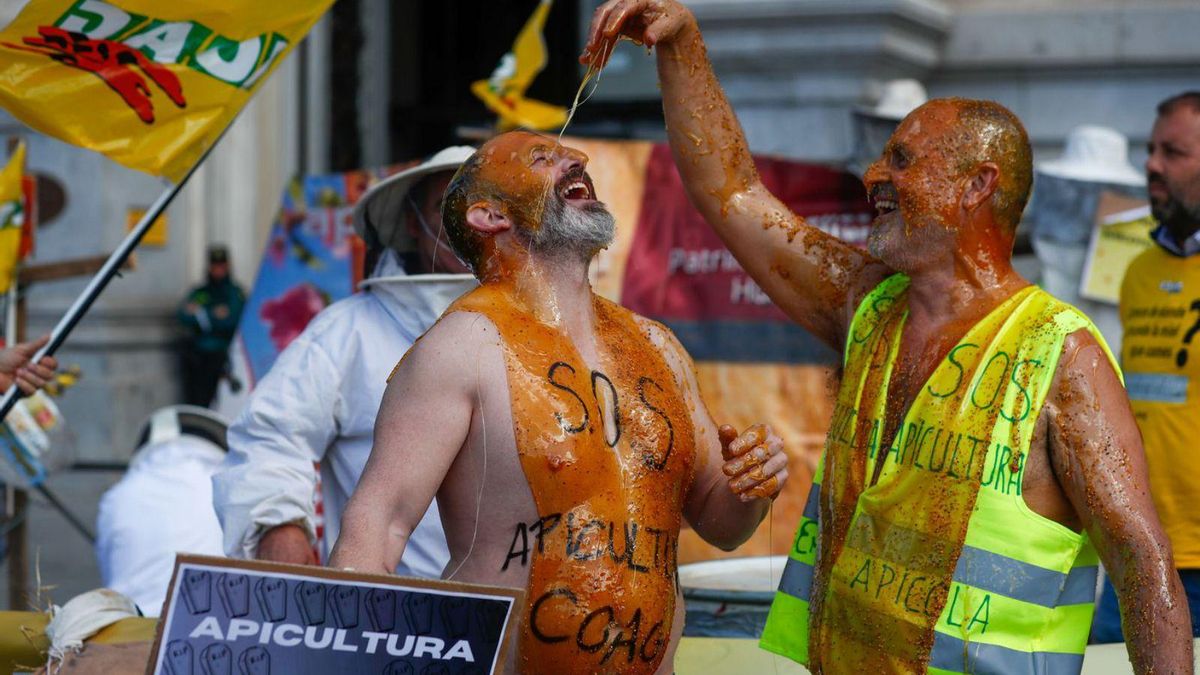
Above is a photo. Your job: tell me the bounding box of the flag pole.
[0,130,228,421]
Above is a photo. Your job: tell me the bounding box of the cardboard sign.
[148,555,522,675]
[1080,191,1155,304]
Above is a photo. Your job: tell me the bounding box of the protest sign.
[149,555,522,675]
[1080,192,1155,304]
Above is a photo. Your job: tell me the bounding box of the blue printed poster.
[151,556,521,675]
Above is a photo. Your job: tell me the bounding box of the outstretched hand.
[720,423,788,502]
[580,0,695,68]
[0,334,58,396]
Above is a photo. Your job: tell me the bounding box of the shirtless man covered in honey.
[583,1,1193,673]
[330,131,789,674]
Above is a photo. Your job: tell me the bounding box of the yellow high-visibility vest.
[761,274,1113,673]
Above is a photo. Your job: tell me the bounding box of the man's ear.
[465,201,512,235]
[962,162,1000,211]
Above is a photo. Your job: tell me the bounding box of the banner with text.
[150,555,521,675]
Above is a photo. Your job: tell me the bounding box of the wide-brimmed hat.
[855,79,929,121]
[1037,126,1144,187]
[352,145,476,250]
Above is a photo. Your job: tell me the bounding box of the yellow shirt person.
[1120,245,1200,566]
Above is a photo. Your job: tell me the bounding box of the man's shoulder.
[621,309,698,378]
[628,311,675,346]
[421,309,501,346]
[385,310,500,386]
[185,284,211,301]
[1017,285,1113,352]
[402,310,501,363]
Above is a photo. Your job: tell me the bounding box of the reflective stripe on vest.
[928,633,1084,674]
[951,545,1097,609]
[761,481,820,662]
[777,484,820,602]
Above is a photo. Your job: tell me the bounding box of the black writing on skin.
[501,513,679,580]
[547,362,674,470]
[529,586,668,665]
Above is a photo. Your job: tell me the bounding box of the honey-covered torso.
[445,281,697,674]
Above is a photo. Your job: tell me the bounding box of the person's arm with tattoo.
[583,0,890,349]
[1046,330,1192,672]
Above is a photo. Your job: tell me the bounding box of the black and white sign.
[148,555,521,675]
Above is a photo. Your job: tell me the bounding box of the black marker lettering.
[548,362,589,434]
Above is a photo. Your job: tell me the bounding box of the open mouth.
[557,170,597,204]
[870,185,900,217]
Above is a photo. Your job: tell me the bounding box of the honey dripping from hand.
[557,38,615,143]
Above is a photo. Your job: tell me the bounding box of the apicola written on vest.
[761,274,1115,674]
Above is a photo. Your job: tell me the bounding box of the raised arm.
[643,319,788,550]
[583,0,891,348]
[328,315,477,574]
[1046,331,1192,672]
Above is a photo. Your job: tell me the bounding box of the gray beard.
[524,192,616,261]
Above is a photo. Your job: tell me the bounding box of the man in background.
[177,246,245,406]
[1101,91,1200,642]
[212,147,477,576]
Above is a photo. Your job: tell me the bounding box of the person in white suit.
[96,405,227,615]
[212,147,477,575]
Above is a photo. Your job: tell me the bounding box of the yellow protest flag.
[471,0,567,131]
[0,142,26,294]
[0,0,332,183]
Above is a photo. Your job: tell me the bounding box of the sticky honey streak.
[557,39,615,144]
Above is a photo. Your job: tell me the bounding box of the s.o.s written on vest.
[149,555,522,675]
[761,275,1116,674]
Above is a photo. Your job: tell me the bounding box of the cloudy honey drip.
[446,280,696,674]
[558,39,612,143]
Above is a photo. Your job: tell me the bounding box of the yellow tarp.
[0,612,155,674]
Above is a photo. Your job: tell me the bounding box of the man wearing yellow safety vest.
[582,1,1193,672]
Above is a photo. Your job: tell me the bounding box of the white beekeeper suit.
[96,406,228,614]
[211,147,477,576]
